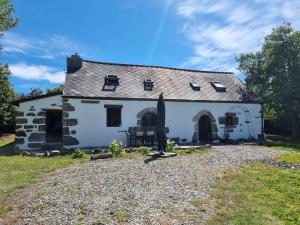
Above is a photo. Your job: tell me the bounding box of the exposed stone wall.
[15,106,47,150]
[136,107,157,127]
[15,95,62,150]
[192,110,218,142]
[62,98,79,146]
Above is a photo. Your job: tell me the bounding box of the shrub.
[71,148,86,159]
[166,139,176,152]
[109,140,125,157]
[137,146,151,155]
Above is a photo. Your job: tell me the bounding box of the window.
[144,78,154,91]
[211,81,226,92]
[190,82,200,91]
[105,105,122,127]
[103,75,119,91]
[225,113,238,126]
[105,75,119,85]
[225,115,235,126]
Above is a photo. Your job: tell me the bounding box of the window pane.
[107,108,121,127]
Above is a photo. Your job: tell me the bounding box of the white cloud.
[10,63,65,83]
[2,32,83,59]
[173,0,300,72]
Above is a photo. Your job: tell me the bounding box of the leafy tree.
[46,84,63,94]
[237,23,300,138]
[28,88,43,97]
[0,65,16,134]
[0,0,18,135]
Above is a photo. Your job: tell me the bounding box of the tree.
[0,65,16,134]
[0,0,18,135]
[28,88,43,97]
[237,23,300,138]
[46,84,63,94]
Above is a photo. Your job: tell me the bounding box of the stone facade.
[192,110,218,142]
[62,98,79,147]
[15,95,62,150]
[136,107,157,127]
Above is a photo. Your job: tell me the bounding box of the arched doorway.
[141,112,157,129]
[198,115,212,141]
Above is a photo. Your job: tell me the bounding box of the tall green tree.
[46,84,64,94]
[237,23,300,137]
[0,0,18,135]
[28,88,43,97]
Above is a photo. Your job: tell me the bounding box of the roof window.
[103,75,119,91]
[211,81,226,92]
[144,78,154,91]
[190,82,200,91]
[105,75,119,86]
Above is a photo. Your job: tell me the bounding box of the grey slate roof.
[64,60,258,103]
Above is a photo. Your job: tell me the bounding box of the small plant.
[71,148,86,159]
[192,198,203,208]
[113,211,131,223]
[137,146,151,155]
[109,140,125,157]
[166,139,176,152]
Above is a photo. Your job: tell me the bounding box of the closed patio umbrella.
[157,92,167,155]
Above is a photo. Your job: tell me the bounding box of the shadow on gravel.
[144,156,161,164]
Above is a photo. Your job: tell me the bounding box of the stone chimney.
[67,53,82,73]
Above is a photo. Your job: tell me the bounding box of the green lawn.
[0,134,15,148]
[264,138,300,152]
[0,155,87,218]
[209,163,300,225]
[262,138,300,164]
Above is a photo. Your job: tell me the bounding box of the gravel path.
[3,145,282,225]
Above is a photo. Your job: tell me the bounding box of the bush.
[109,140,125,157]
[166,139,176,152]
[71,148,86,159]
[137,146,151,155]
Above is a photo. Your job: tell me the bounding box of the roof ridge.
[82,59,234,75]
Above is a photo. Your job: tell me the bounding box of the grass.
[209,163,300,225]
[192,198,203,208]
[174,147,211,156]
[264,138,300,152]
[277,152,300,164]
[0,155,88,218]
[113,211,131,223]
[0,134,15,148]
[0,134,17,156]
[262,137,300,165]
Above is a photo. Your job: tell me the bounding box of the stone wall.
[15,95,62,150]
[62,98,79,146]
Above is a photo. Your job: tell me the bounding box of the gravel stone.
[4,145,283,225]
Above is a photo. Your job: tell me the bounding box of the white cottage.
[15,54,263,151]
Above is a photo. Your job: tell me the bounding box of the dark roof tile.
[64,60,257,103]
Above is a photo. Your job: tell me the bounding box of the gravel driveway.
[3,145,282,225]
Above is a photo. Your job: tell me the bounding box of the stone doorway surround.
[136,107,157,127]
[192,110,218,142]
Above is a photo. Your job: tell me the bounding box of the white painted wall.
[66,98,262,148]
[16,95,62,150]
[17,96,262,150]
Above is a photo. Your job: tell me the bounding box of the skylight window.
[103,75,119,91]
[211,81,226,92]
[105,75,119,86]
[190,82,200,91]
[144,78,154,91]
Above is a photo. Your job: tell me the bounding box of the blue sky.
[2,0,300,94]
